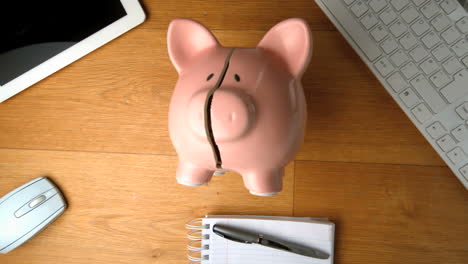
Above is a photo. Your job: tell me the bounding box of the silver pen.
[212,224,330,259]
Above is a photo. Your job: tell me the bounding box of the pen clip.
[258,235,291,250]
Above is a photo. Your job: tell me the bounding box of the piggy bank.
[168,18,312,196]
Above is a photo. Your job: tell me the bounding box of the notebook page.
[201,218,334,264]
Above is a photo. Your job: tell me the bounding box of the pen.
[212,224,330,260]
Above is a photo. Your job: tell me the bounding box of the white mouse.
[0,177,67,254]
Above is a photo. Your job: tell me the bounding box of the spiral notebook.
[186,215,335,264]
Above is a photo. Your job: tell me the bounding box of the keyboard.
[315,0,468,189]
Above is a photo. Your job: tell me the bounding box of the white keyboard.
[315,0,468,189]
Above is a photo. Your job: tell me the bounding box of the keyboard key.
[432,44,452,61]
[451,39,468,57]
[437,134,457,151]
[430,70,451,88]
[379,8,397,25]
[399,88,420,107]
[447,147,466,164]
[460,164,468,180]
[387,72,408,92]
[389,20,407,37]
[369,0,387,12]
[441,27,461,44]
[390,50,410,66]
[380,37,399,54]
[371,25,389,41]
[411,19,430,36]
[343,0,356,5]
[361,13,379,29]
[463,56,468,67]
[442,57,463,74]
[409,45,429,62]
[421,31,441,49]
[399,32,418,49]
[421,2,440,18]
[426,121,447,139]
[351,1,369,17]
[391,0,409,10]
[401,62,420,78]
[374,57,395,76]
[440,69,468,103]
[431,14,451,32]
[440,0,458,14]
[456,17,468,34]
[401,6,420,23]
[324,0,383,61]
[411,75,447,113]
[411,0,427,6]
[456,102,468,119]
[412,103,433,123]
[420,58,439,74]
[452,125,468,142]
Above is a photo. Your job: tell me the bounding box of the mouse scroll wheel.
[29,195,46,208]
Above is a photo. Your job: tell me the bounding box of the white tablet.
[0,0,146,102]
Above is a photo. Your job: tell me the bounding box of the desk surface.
[0,1,467,263]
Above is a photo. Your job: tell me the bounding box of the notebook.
[185,215,335,264]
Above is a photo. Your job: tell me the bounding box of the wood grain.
[294,161,468,264]
[0,149,294,263]
[139,0,335,31]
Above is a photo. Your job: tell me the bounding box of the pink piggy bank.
[168,18,312,196]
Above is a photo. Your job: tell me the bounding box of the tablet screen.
[0,1,127,86]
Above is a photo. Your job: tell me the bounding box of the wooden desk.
[1,1,467,263]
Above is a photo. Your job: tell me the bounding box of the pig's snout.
[188,89,255,141]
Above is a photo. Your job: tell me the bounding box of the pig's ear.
[258,18,312,78]
[168,19,220,73]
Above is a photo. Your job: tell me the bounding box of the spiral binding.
[186,218,211,263]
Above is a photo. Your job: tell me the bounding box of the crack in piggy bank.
[203,48,235,169]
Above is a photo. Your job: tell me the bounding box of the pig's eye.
[234,74,241,82]
[207,73,214,81]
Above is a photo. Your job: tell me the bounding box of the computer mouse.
[0,177,67,254]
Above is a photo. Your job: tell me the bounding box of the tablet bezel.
[0,0,146,102]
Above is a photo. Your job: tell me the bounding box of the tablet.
[0,0,145,102]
